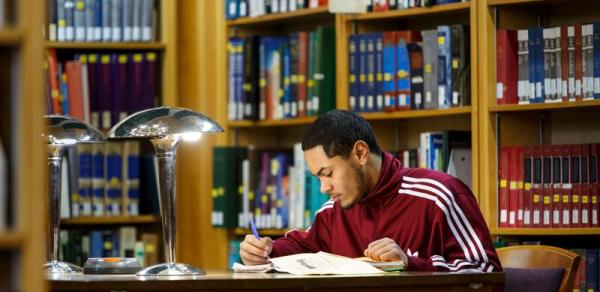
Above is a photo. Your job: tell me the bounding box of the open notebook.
[233,252,404,274]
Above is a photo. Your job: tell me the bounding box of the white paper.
[233,252,385,275]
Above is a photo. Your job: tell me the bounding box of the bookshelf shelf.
[0,232,23,249]
[487,0,542,5]
[348,2,471,21]
[361,107,472,120]
[45,42,166,50]
[232,228,292,237]
[489,100,600,112]
[0,28,22,45]
[492,228,600,236]
[226,6,330,27]
[60,215,160,227]
[227,116,317,128]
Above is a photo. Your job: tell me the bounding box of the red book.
[532,145,544,227]
[580,144,591,227]
[541,145,552,228]
[65,60,84,121]
[592,144,599,227]
[498,146,510,228]
[571,144,582,227]
[560,145,572,228]
[374,0,389,12]
[523,146,534,227]
[551,145,562,227]
[517,146,525,227]
[509,146,520,227]
[46,49,61,114]
[496,29,518,105]
[560,25,569,102]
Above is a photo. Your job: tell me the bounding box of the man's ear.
[352,140,370,165]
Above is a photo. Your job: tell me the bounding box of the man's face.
[304,145,366,209]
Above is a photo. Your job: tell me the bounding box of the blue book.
[586,249,598,291]
[89,230,103,258]
[535,27,545,103]
[396,39,411,110]
[282,41,292,118]
[382,32,396,111]
[348,34,360,112]
[366,33,376,112]
[593,23,600,99]
[226,0,239,20]
[105,142,122,216]
[358,34,368,112]
[528,28,537,104]
[374,32,384,112]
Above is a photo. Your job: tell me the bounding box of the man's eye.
[325,172,332,178]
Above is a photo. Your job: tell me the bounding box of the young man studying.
[239,110,501,272]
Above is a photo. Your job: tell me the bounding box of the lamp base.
[44,260,83,274]
[136,262,205,276]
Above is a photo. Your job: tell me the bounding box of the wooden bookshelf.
[226,6,330,27]
[348,2,471,21]
[60,215,160,227]
[45,42,166,50]
[0,232,23,249]
[361,107,472,120]
[477,0,600,249]
[489,100,600,112]
[492,228,600,236]
[227,116,317,128]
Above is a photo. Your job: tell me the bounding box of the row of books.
[225,0,328,20]
[60,141,160,218]
[212,132,471,230]
[496,23,600,105]
[498,144,600,229]
[227,26,335,121]
[366,0,466,11]
[212,144,329,230]
[59,228,160,268]
[45,50,158,130]
[349,26,470,113]
[47,0,157,42]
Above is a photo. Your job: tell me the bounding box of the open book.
[233,252,402,275]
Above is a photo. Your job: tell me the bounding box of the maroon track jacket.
[271,151,502,272]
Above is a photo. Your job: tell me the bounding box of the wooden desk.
[49,269,504,291]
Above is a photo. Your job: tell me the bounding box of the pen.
[249,217,260,239]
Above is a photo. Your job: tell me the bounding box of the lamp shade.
[107,107,223,139]
[43,115,105,145]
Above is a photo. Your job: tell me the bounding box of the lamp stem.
[151,137,181,264]
[47,144,66,263]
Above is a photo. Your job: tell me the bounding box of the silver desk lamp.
[107,107,223,276]
[42,115,105,274]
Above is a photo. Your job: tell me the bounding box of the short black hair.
[301,109,381,158]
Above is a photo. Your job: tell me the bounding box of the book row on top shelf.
[225,0,475,126]
[47,0,159,43]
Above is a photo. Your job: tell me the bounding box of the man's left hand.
[364,237,408,264]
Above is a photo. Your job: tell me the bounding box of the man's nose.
[320,179,332,194]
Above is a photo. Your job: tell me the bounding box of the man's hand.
[364,237,408,264]
[239,235,273,265]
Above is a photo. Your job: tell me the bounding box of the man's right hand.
[239,234,273,265]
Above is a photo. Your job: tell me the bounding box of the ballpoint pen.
[249,217,260,239]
